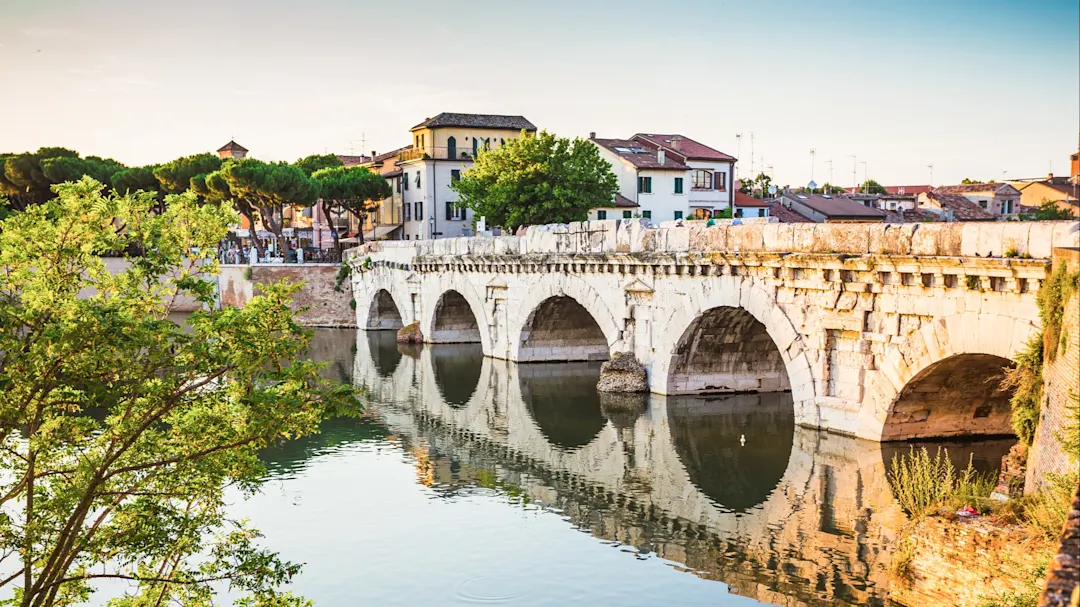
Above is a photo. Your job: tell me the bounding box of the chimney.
[658,148,666,165]
[671,137,681,151]
[372,150,377,159]
[589,131,596,139]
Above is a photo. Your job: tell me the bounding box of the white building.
[369,112,537,240]
[588,133,736,222]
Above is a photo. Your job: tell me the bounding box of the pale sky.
[1,0,1077,187]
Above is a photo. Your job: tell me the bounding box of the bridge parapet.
[349,219,1079,260]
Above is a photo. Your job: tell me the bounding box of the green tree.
[294,154,343,177]
[961,178,983,184]
[821,182,847,195]
[220,159,319,259]
[311,166,391,250]
[153,153,222,195]
[111,165,165,212]
[190,168,266,258]
[450,130,618,231]
[1,148,80,210]
[859,179,888,195]
[0,177,357,606]
[738,172,774,199]
[1021,199,1078,221]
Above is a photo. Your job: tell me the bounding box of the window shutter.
[446,201,453,220]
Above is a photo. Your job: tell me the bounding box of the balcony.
[397,146,486,162]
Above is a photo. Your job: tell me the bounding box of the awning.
[362,224,403,241]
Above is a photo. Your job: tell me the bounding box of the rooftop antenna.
[848,155,858,193]
[735,133,742,179]
[750,132,755,179]
[861,161,868,193]
[928,164,934,186]
[826,159,834,191]
[810,148,816,182]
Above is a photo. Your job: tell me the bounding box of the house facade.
[390,113,537,240]
[916,190,996,221]
[588,133,736,223]
[1011,177,1079,217]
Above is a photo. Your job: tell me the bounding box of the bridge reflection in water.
[289,329,1013,606]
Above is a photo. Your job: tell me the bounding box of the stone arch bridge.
[348,219,1079,441]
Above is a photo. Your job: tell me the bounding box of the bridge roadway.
[348,219,1079,441]
[353,333,916,606]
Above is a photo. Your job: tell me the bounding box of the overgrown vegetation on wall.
[1003,261,1080,445]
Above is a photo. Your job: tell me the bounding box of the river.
[226,328,1016,606]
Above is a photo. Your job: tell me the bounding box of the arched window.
[691,208,712,220]
[692,170,713,189]
[446,136,456,159]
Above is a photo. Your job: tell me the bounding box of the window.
[415,172,421,189]
[674,210,683,220]
[642,210,652,219]
[623,210,632,219]
[674,177,684,194]
[597,210,607,220]
[397,175,402,193]
[446,201,465,220]
[692,170,713,189]
[715,172,726,191]
[1002,200,1014,214]
[472,138,479,156]
[638,176,652,193]
[414,201,423,220]
[404,202,411,221]
[403,172,409,191]
[447,136,456,159]
[451,169,460,183]
[978,200,988,209]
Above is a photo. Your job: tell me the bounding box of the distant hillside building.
[217,140,248,160]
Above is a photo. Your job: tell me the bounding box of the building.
[588,133,735,222]
[846,193,919,212]
[392,113,537,240]
[217,140,248,160]
[916,191,996,221]
[776,193,886,223]
[930,182,1022,216]
[1010,176,1079,218]
[732,191,771,218]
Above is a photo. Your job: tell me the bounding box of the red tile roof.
[935,182,1019,196]
[591,138,690,170]
[217,140,248,153]
[613,194,639,208]
[632,134,736,162]
[884,208,942,223]
[733,191,769,207]
[336,155,371,167]
[923,191,996,220]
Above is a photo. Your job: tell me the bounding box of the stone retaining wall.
[1040,483,1080,606]
[890,517,1050,607]
[219,264,355,327]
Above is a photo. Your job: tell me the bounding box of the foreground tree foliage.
[311,166,391,250]
[450,130,617,231]
[0,178,358,606]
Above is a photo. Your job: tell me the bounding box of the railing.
[397,145,500,162]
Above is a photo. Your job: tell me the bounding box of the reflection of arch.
[431,344,484,408]
[519,296,609,362]
[668,306,790,394]
[510,274,621,362]
[881,353,1015,441]
[859,311,1036,440]
[366,332,403,378]
[668,393,795,512]
[519,362,605,450]
[428,290,482,344]
[365,288,405,330]
[653,278,814,424]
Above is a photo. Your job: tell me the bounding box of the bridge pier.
[350,219,1078,441]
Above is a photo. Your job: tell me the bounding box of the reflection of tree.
[431,344,484,407]
[668,393,795,512]
[260,416,393,478]
[519,363,606,449]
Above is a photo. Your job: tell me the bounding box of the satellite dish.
[768,185,778,195]
[807,180,818,190]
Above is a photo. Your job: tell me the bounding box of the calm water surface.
[227,328,1015,607]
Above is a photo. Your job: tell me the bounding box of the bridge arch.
[426,287,487,345]
[652,276,817,424]
[510,274,622,362]
[860,312,1037,441]
[365,288,406,330]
